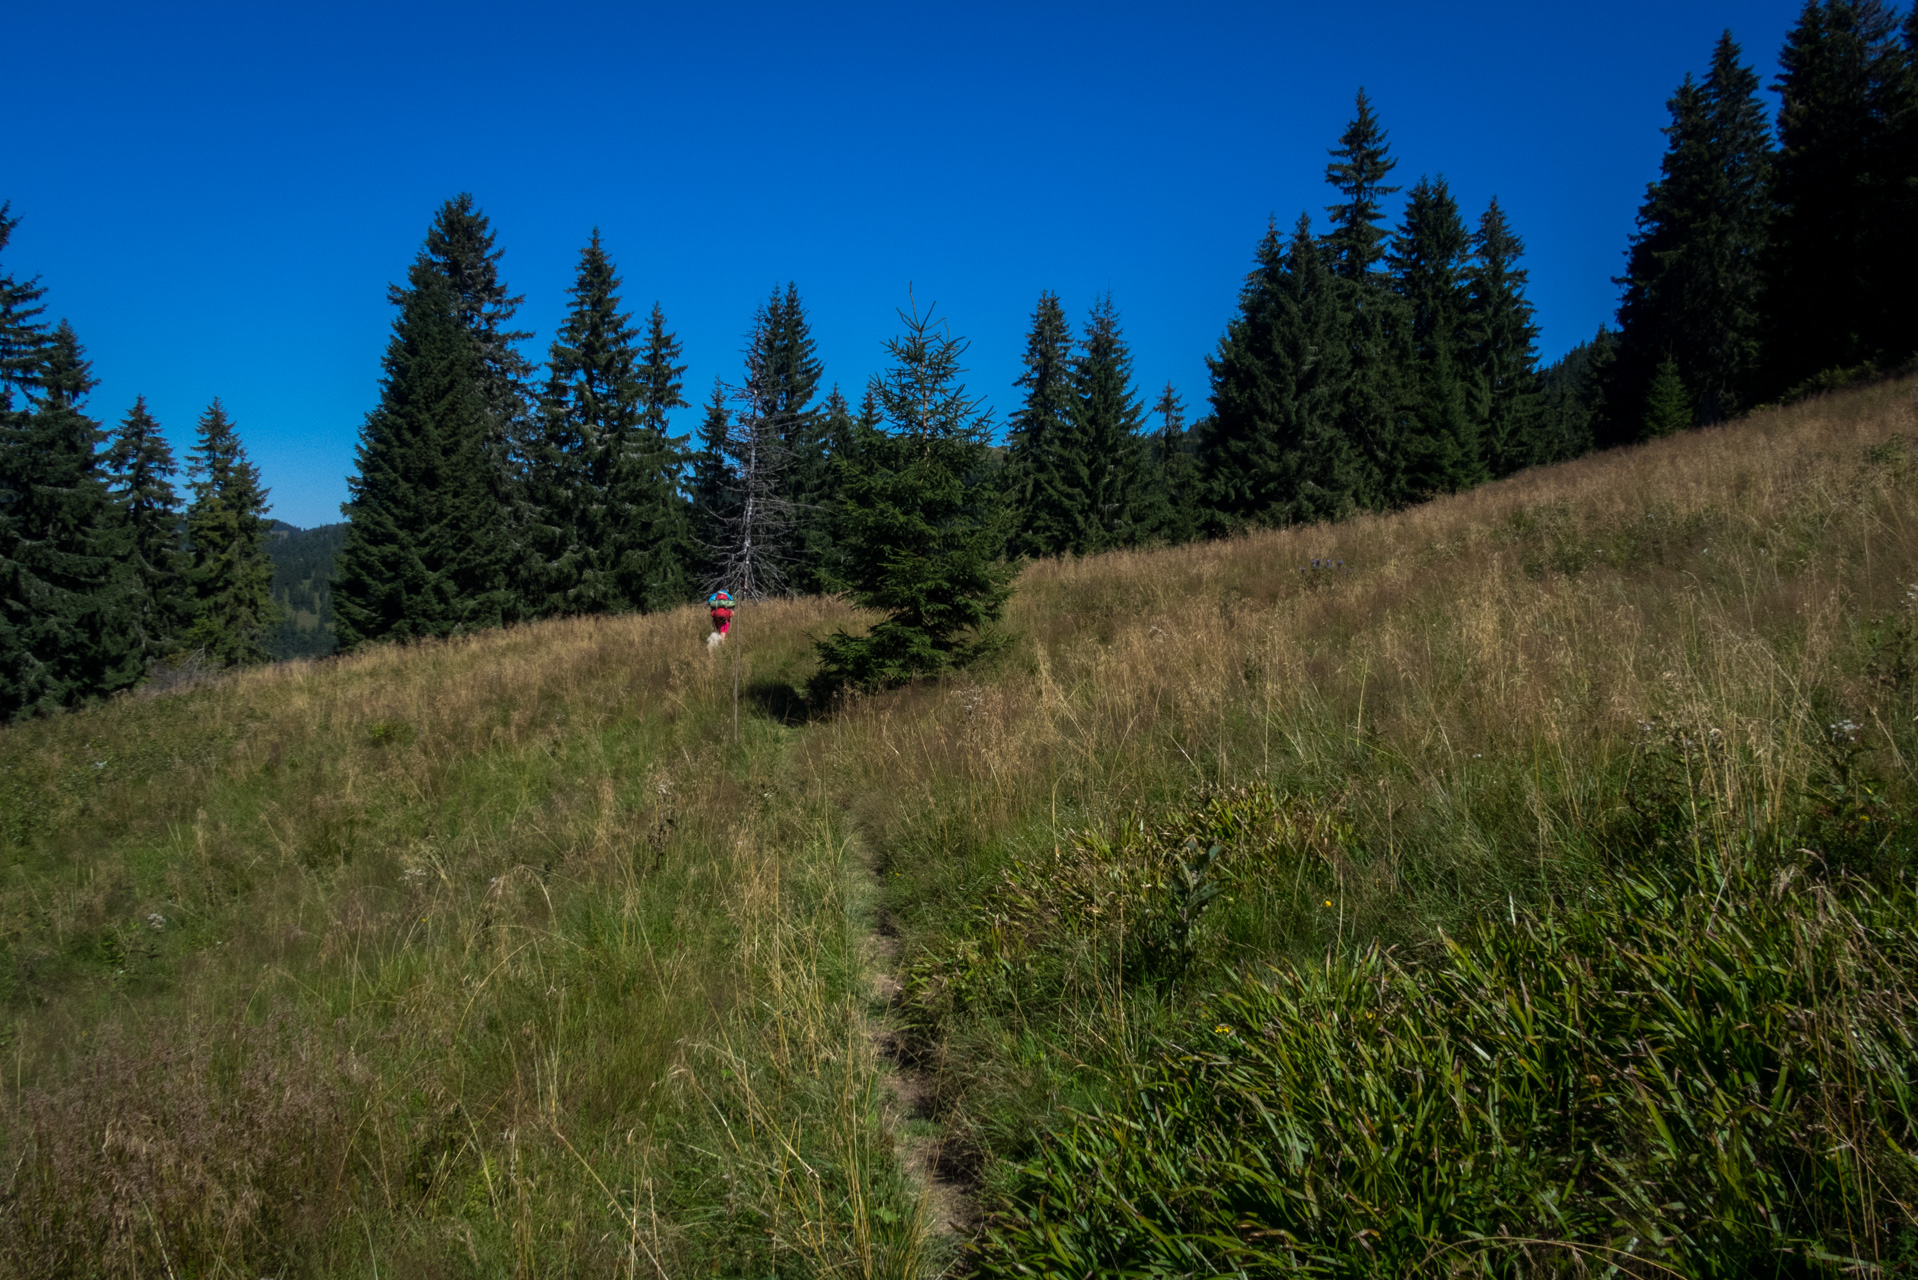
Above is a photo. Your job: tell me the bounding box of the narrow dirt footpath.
[858,848,975,1250]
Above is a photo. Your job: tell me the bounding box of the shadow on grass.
[745,676,828,726]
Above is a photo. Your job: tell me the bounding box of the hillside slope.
[1,376,1914,1276]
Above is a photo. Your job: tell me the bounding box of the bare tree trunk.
[709,319,796,599]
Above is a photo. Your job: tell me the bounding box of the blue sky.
[9,0,1810,528]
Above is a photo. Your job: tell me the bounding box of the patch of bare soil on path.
[868,924,977,1247]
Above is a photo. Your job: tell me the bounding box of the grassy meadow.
[2,375,1916,1275]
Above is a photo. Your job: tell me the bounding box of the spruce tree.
[687,379,733,588]
[104,396,187,668]
[1322,91,1408,507]
[1324,90,1401,282]
[180,399,278,667]
[334,272,512,648]
[1069,296,1151,552]
[411,194,535,432]
[0,322,125,718]
[757,285,833,592]
[814,298,1012,692]
[812,385,860,589]
[624,302,694,609]
[1642,356,1694,437]
[712,309,799,599]
[1145,383,1199,545]
[1199,216,1363,529]
[1389,176,1482,499]
[1609,34,1773,442]
[1003,291,1078,557]
[1766,1,1911,390]
[0,204,49,715]
[530,232,685,615]
[0,204,46,398]
[404,195,534,612]
[1466,199,1545,476]
[1200,220,1291,527]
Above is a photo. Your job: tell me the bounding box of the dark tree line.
[333,202,866,649]
[1605,4,1918,442]
[0,205,277,720]
[1004,91,1563,546]
[999,4,1917,551]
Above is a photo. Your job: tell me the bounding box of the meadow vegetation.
[1,375,1915,1275]
[0,597,928,1276]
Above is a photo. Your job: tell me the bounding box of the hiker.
[708,591,734,644]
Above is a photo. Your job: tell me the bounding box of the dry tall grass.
[0,597,927,1276]
[0,376,1912,1274]
[803,377,1918,1179]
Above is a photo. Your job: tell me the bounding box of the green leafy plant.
[979,857,1918,1277]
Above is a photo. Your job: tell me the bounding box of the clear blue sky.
[9,0,1810,528]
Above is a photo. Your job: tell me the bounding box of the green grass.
[0,603,931,1276]
[972,816,1918,1276]
[805,379,1918,1272]
[2,379,1916,1275]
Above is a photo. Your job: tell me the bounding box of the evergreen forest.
[2,4,1914,716]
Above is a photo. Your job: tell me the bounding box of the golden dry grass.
[0,375,1913,1275]
[800,377,1918,1171]
[0,596,935,1276]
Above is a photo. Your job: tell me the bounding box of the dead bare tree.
[709,314,797,599]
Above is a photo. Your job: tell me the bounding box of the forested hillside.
[267,521,346,660]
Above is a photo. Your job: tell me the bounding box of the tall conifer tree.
[757,285,833,592]
[334,271,511,648]
[180,399,278,667]
[0,203,51,715]
[1609,34,1773,441]
[687,379,733,588]
[626,302,693,609]
[411,195,534,433]
[812,384,859,589]
[712,310,798,599]
[1145,384,1199,545]
[530,232,686,614]
[404,195,534,611]
[1466,199,1545,476]
[104,396,187,668]
[1068,296,1151,552]
[0,204,46,398]
[1322,91,1408,506]
[1766,1,1912,389]
[1324,90,1401,282]
[1003,292,1077,557]
[0,322,124,717]
[1200,217,1363,528]
[1389,176,1482,499]
[814,298,1011,692]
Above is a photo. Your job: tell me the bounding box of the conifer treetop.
[106,396,180,516]
[0,203,49,400]
[638,303,689,436]
[872,292,993,447]
[1324,90,1401,281]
